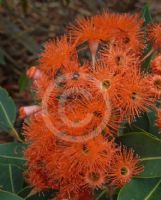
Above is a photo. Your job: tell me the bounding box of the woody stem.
[142,48,154,62]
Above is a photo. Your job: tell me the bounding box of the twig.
[141,48,154,62]
[108,186,116,200]
[11,127,24,143]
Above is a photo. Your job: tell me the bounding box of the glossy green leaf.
[141,4,152,26]
[118,132,161,178]
[0,87,16,132]
[0,142,26,165]
[118,178,161,200]
[122,109,161,139]
[146,109,161,139]
[139,158,161,178]
[17,186,32,198]
[0,164,24,193]
[121,113,150,134]
[0,190,24,200]
[118,132,161,157]
[142,45,154,72]
[18,187,55,200]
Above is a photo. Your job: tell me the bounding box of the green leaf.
[0,142,26,165]
[118,132,161,178]
[142,45,154,72]
[18,74,29,93]
[17,186,32,197]
[118,132,161,157]
[141,4,152,26]
[0,164,24,193]
[18,187,56,200]
[0,87,16,132]
[122,112,150,134]
[0,190,24,200]
[146,109,161,139]
[118,178,161,200]
[122,109,161,140]
[139,158,161,178]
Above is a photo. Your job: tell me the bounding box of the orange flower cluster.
[20,12,161,199]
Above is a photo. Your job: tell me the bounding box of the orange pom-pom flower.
[108,147,144,188]
[148,23,161,49]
